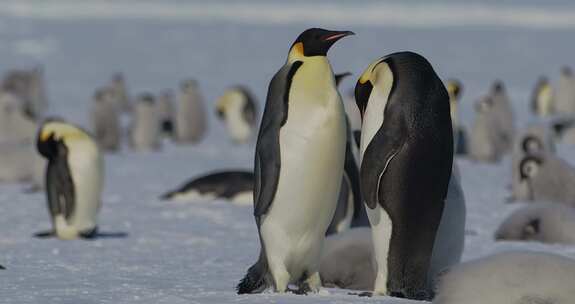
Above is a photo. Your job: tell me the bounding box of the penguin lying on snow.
[35,118,104,240]
[495,203,575,245]
[355,52,464,300]
[514,154,575,206]
[433,251,575,304]
[160,170,254,205]
[215,86,258,144]
[236,28,353,294]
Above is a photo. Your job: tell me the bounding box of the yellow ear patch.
[288,42,304,61]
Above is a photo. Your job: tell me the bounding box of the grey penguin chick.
[2,66,48,120]
[176,79,207,144]
[515,154,575,205]
[495,203,575,244]
[109,73,131,112]
[129,93,161,151]
[509,124,555,202]
[489,80,515,152]
[554,66,575,115]
[90,87,121,152]
[157,89,175,137]
[433,251,575,304]
[469,95,506,162]
[215,86,258,144]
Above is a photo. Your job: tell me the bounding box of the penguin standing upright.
[36,118,103,240]
[236,28,353,294]
[90,87,121,152]
[355,52,455,300]
[130,93,161,151]
[176,79,207,144]
[469,96,506,162]
[215,86,258,144]
[157,89,175,137]
[555,66,575,114]
[446,79,467,155]
[109,73,131,112]
[489,80,515,151]
[531,76,555,117]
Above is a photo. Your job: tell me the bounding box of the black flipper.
[33,230,55,238]
[236,249,270,294]
[46,142,75,221]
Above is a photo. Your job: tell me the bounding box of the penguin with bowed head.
[129,93,161,151]
[215,86,258,144]
[236,28,353,295]
[354,51,462,300]
[35,118,103,240]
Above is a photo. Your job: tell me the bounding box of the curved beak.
[322,30,355,42]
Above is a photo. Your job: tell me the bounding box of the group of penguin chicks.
[2,27,575,303]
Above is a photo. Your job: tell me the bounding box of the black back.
[162,171,254,200]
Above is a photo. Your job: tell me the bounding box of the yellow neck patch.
[288,42,304,62]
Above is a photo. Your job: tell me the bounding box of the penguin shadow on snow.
[33,228,128,240]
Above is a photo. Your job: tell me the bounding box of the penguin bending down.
[236,28,353,294]
[514,154,575,206]
[215,86,258,144]
[531,76,555,117]
[35,118,103,240]
[176,79,207,144]
[157,89,175,137]
[90,87,121,152]
[129,93,161,151]
[445,79,467,155]
[554,66,575,115]
[509,124,555,202]
[433,251,575,304]
[495,203,575,245]
[160,170,254,205]
[355,52,457,300]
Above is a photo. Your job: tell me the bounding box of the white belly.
[225,108,252,144]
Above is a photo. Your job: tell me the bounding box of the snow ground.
[1,1,575,303]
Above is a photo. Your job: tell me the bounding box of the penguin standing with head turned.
[130,93,161,151]
[355,52,461,300]
[35,118,103,240]
[215,86,258,144]
[176,79,207,144]
[90,87,121,152]
[531,76,555,117]
[236,28,353,294]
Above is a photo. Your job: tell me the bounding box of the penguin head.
[521,135,544,154]
[446,79,463,101]
[354,58,392,119]
[495,211,542,241]
[112,72,124,83]
[215,87,246,119]
[37,118,92,159]
[520,155,543,180]
[288,28,354,61]
[181,79,199,92]
[492,80,505,94]
[137,93,155,104]
[475,95,493,113]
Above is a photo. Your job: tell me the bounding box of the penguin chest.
[225,106,252,143]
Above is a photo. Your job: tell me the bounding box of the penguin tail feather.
[236,253,269,294]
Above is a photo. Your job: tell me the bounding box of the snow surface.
[1,1,575,303]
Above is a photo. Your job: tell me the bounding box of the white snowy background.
[1,0,575,303]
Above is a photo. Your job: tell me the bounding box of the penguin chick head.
[474,95,493,113]
[354,58,393,119]
[37,118,91,159]
[446,79,463,101]
[491,80,505,94]
[521,135,544,154]
[519,155,543,180]
[495,212,541,241]
[288,28,354,61]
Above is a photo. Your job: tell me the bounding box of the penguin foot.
[33,230,55,238]
[348,291,372,297]
[287,286,308,295]
[0,264,5,270]
[79,227,98,240]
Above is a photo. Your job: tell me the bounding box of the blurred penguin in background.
[495,203,575,245]
[108,73,131,112]
[514,154,575,206]
[489,80,515,151]
[90,87,121,152]
[157,89,175,138]
[554,66,575,115]
[469,96,506,162]
[130,93,161,151]
[446,79,467,155]
[531,76,555,117]
[0,91,36,142]
[509,124,555,202]
[176,79,207,144]
[215,86,258,144]
[2,66,48,120]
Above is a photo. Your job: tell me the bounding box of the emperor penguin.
[35,118,103,240]
[90,87,121,152]
[469,96,506,162]
[109,73,131,112]
[446,79,467,155]
[514,154,575,206]
[531,76,555,117]
[489,80,515,151]
[354,52,458,300]
[176,79,207,144]
[215,86,258,144]
[236,28,353,294]
[509,124,555,202]
[495,203,575,245]
[130,93,161,151]
[554,66,575,114]
[433,251,575,304]
[157,89,175,137]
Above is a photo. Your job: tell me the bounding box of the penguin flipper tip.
[0,264,5,270]
[236,260,268,294]
[33,230,55,238]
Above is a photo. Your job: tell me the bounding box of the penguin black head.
[289,28,354,58]
[521,135,543,154]
[354,58,386,119]
[37,118,85,159]
[492,80,505,93]
[519,155,543,180]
